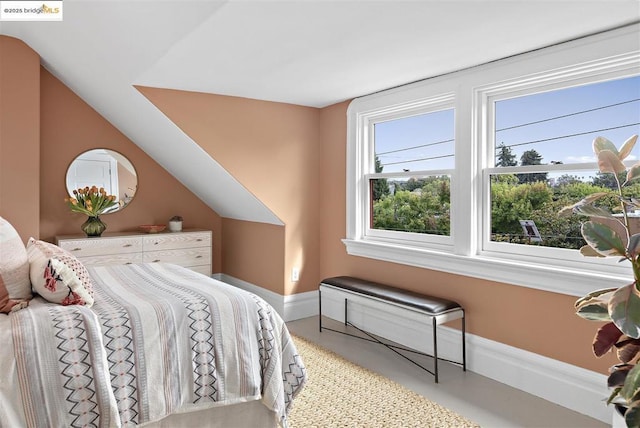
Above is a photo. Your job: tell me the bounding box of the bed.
[0,219,306,428]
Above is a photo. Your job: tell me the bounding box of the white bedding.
[0,263,305,427]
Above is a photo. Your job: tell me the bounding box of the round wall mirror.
[65,149,137,214]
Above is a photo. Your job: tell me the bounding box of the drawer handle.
[125,262,132,265]
[153,259,161,263]
[196,255,202,258]
[196,238,203,242]
[123,244,132,248]
[72,247,82,251]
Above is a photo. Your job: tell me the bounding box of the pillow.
[26,238,94,307]
[0,216,31,313]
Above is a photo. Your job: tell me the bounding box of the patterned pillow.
[0,216,31,313]
[26,238,95,307]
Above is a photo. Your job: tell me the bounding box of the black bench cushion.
[320,276,461,315]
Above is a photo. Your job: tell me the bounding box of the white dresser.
[56,229,212,276]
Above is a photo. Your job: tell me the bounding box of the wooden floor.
[287,316,608,428]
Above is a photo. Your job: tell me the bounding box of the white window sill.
[342,238,632,297]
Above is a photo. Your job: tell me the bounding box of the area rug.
[287,335,479,428]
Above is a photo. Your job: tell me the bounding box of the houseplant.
[65,186,118,237]
[169,215,183,232]
[561,135,640,427]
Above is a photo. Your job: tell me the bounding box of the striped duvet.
[1,263,306,427]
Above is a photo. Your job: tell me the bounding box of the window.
[485,76,640,255]
[345,24,640,296]
[369,105,454,245]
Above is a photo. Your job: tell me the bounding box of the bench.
[318,276,466,383]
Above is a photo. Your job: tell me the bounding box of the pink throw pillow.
[0,216,31,313]
[27,238,95,307]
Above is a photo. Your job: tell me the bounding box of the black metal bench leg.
[462,311,466,372]
[344,298,348,326]
[433,321,439,383]
[319,289,323,332]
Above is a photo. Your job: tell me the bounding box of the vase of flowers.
[65,186,118,237]
[169,215,183,232]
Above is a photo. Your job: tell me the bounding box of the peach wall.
[38,70,222,271]
[135,87,320,296]
[221,218,284,292]
[318,101,616,374]
[116,162,136,201]
[0,36,40,242]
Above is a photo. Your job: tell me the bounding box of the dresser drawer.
[143,246,211,268]
[142,231,211,252]
[76,253,144,267]
[58,236,143,257]
[188,265,212,276]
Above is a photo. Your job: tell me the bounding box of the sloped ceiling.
[1,1,638,224]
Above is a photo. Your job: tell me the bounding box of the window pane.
[488,170,640,249]
[491,75,640,251]
[374,109,455,173]
[494,76,640,168]
[370,175,450,236]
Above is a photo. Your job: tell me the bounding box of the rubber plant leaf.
[572,204,613,219]
[607,386,623,405]
[579,245,606,258]
[598,150,627,175]
[626,162,640,185]
[576,302,611,321]
[593,322,623,357]
[575,287,615,321]
[610,283,640,339]
[618,135,638,161]
[558,192,610,217]
[625,402,640,428]
[609,365,632,388]
[581,221,626,257]
[629,233,640,259]
[575,288,618,308]
[593,136,619,156]
[617,338,640,364]
[621,364,640,404]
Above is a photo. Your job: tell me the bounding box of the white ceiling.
[1,1,639,224]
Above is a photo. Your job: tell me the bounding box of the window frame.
[478,60,640,277]
[344,24,640,297]
[364,95,456,248]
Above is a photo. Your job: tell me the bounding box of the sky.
[375,74,640,175]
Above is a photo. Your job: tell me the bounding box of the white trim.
[211,273,283,314]
[283,290,318,322]
[211,273,317,322]
[343,238,631,297]
[319,286,611,423]
[346,24,640,298]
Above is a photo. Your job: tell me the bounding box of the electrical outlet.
[291,267,300,282]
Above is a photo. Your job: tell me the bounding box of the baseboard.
[211,273,317,322]
[212,274,611,423]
